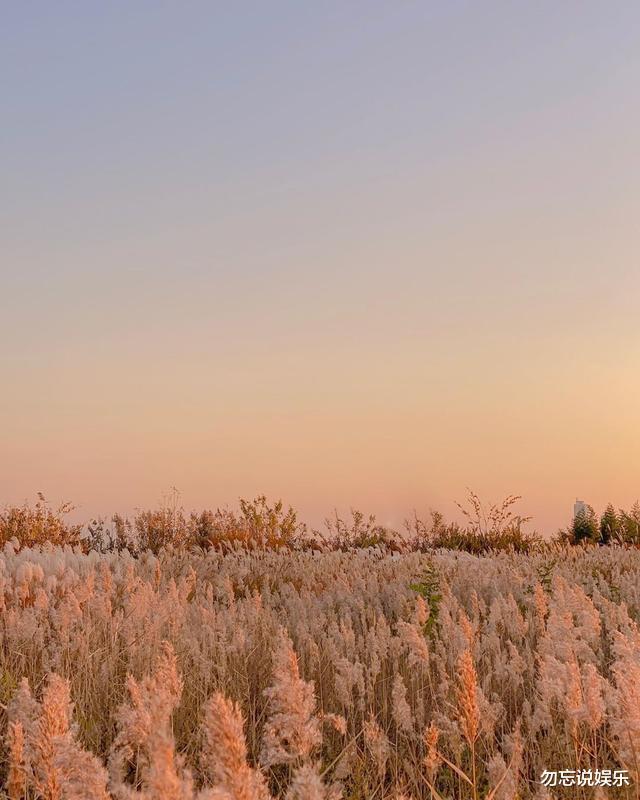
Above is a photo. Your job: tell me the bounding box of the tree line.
[560,502,640,546]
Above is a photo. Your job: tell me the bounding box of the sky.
[2,2,639,533]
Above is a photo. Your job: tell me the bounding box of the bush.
[405,491,540,554]
[0,494,83,550]
[85,494,307,555]
[317,508,402,551]
[189,496,306,552]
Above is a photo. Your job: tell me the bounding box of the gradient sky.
[2,2,639,533]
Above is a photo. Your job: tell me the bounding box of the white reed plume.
[201,692,270,800]
[260,629,321,768]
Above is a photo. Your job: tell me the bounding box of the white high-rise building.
[574,499,588,519]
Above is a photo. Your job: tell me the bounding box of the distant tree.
[619,501,640,545]
[570,504,599,544]
[599,503,620,545]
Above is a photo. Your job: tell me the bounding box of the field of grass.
[1,537,639,799]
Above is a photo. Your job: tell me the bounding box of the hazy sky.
[2,2,639,532]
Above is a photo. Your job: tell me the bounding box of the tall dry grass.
[1,540,640,798]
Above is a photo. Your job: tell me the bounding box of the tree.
[571,505,599,544]
[599,503,620,545]
[618,501,640,545]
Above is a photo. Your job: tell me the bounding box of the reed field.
[5,2,639,796]
[1,526,639,799]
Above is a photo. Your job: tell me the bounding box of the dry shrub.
[0,494,83,551]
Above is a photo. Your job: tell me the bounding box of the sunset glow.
[2,3,639,533]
